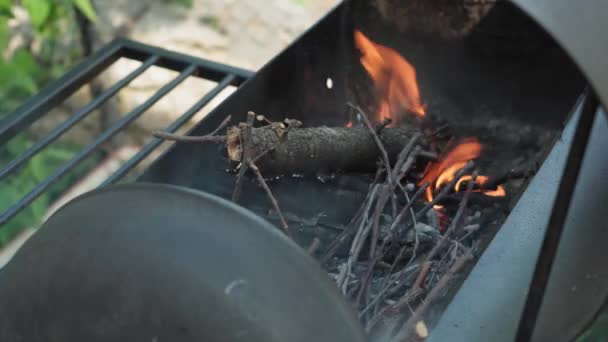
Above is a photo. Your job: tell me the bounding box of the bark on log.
[226,125,422,175]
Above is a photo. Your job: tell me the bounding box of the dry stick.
[356,145,422,305]
[394,182,420,270]
[395,146,422,181]
[405,171,477,303]
[355,183,429,307]
[249,161,289,233]
[336,184,381,292]
[320,167,385,265]
[366,287,425,332]
[348,103,393,183]
[418,150,438,161]
[307,237,321,255]
[361,181,427,314]
[359,262,421,318]
[369,135,421,261]
[396,251,474,342]
[391,135,422,180]
[232,112,256,202]
[153,133,226,143]
[411,161,474,224]
[412,261,432,289]
[379,182,430,250]
[425,171,477,263]
[153,115,232,143]
[348,103,397,221]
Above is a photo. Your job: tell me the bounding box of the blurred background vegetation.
[0,0,327,249]
[0,0,100,246]
[0,0,197,247]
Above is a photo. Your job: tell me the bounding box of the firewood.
[226,124,425,175]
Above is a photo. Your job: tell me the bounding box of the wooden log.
[226,125,423,175]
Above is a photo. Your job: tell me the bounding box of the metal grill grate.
[0,38,254,227]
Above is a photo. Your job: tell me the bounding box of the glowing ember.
[419,138,506,206]
[354,30,426,122]
[455,175,507,197]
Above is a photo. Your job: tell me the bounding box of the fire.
[354,30,426,122]
[419,138,506,206]
[455,175,507,197]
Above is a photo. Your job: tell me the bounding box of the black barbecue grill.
[0,0,607,341]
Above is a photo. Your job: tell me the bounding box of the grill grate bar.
[120,39,254,84]
[0,40,124,146]
[0,55,159,183]
[0,64,197,226]
[100,73,236,187]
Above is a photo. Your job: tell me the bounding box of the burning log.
[226,123,427,175]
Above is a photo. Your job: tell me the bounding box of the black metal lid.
[510,0,608,110]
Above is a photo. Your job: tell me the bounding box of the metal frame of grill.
[0,38,254,227]
[1,1,607,340]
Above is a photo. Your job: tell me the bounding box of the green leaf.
[0,49,40,94]
[29,154,49,181]
[23,0,51,30]
[0,16,8,51]
[28,192,49,221]
[0,0,11,16]
[71,0,97,22]
[163,0,193,8]
[45,145,77,161]
[12,49,38,75]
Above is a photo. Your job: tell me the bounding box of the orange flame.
[354,30,426,122]
[419,138,506,206]
[455,175,507,197]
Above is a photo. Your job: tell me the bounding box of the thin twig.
[350,103,399,224]
[153,132,226,143]
[412,161,474,223]
[232,112,256,202]
[366,287,424,332]
[153,115,232,143]
[320,167,385,265]
[307,237,321,255]
[356,182,429,305]
[336,184,381,292]
[396,251,474,341]
[348,103,393,181]
[249,161,289,233]
[209,115,234,136]
[395,146,422,182]
[418,150,438,161]
[425,172,477,262]
[391,134,422,180]
[367,138,420,262]
[413,261,432,289]
[369,185,391,258]
[359,263,420,319]
[362,183,429,303]
[381,182,430,247]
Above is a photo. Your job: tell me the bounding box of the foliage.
[0,0,97,246]
[162,0,194,8]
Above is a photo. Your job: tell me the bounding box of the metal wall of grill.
[0,38,254,228]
